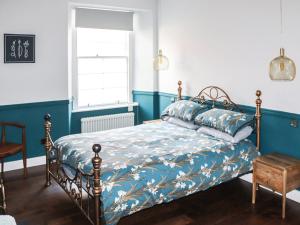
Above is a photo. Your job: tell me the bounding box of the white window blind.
[75,8,133,31]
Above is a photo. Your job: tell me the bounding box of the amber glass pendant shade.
[269,48,296,81]
[154,49,169,71]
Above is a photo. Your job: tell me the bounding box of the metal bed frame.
[42,81,262,225]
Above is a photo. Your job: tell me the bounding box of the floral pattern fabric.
[161,100,207,121]
[54,122,259,225]
[195,108,254,136]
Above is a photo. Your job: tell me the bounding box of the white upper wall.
[158,0,300,114]
[0,0,68,105]
[133,10,158,92]
[0,0,157,105]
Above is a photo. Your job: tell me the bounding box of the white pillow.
[164,117,200,130]
[197,126,253,143]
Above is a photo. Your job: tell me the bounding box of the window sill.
[72,102,139,113]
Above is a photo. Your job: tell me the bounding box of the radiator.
[81,112,135,133]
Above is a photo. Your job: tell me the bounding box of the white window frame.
[71,11,133,111]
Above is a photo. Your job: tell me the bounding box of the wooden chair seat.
[0,143,23,158]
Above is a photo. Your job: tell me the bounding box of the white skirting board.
[240,173,300,204]
[3,158,300,204]
[3,156,45,172]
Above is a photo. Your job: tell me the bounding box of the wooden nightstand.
[143,119,162,124]
[252,153,300,219]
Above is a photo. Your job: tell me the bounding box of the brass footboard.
[42,114,102,225]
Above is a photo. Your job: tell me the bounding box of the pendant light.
[269,0,296,81]
[154,49,169,71]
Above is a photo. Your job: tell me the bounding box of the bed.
[42,83,262,225]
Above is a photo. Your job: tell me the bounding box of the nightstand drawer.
[255,162,283,191]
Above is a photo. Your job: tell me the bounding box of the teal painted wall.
[1,92,299,165]
[133,91,159,122]
[0,100,139,161]
[134,91,300,160]
[0,100,70,162]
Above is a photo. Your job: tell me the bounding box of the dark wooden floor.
[3,166,300,225]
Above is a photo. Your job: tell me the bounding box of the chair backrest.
[0,122,26,145]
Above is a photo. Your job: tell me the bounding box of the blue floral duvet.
[54,122,259,225]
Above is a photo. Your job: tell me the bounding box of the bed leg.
[43,114,52,187]
[92,144,102,225]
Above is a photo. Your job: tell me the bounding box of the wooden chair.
[0,122,27,177]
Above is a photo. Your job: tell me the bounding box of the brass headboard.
[190,86,242,112]
[176,81,262,151]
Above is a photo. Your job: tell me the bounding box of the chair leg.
[22,148,27,177]
[0,159,4,179]
[1,176,6,212]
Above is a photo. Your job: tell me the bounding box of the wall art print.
[4,34,35,63]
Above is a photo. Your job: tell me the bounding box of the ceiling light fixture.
[154,49,169,71]
[269,0,296,81]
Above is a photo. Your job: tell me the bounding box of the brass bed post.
[43,114,52,187]
[92,144,102,225]
[255,90,262,151]
[177,81,182,100]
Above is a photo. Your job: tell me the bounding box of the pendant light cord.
[280,0,283,34]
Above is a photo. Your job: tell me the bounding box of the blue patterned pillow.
[161,100,207,122]
[194,108,254,136]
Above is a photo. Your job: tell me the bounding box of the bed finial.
[177,80,182,101]
[44,114,51,122]
[255,90,262,151]
[92,144,102,154]
[43,113,52,187]
[92,144,102,225]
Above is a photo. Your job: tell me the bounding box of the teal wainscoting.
[157,92,300,159]
[0,100,70,162]
[0,101,139,161]
[71,106,139,134]
[132,91,159,122]
[1,91,299,171]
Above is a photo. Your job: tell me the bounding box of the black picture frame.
[4,34,35,63]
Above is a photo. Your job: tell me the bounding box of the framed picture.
[4,34,35,63]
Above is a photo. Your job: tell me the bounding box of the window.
[76,28,130,108]
[72,8,133,109]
